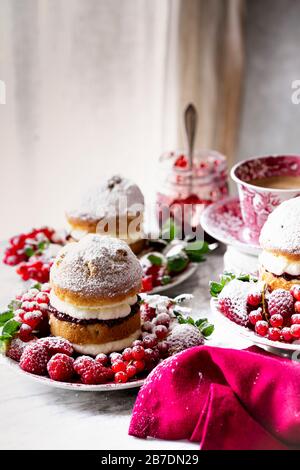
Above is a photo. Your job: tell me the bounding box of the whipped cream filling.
[259,250,300,276]
[72,329,141,355]
[49,291,138,321]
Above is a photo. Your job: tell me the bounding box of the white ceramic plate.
[211,297,300,357]
[1,355,144,391]
[149,263,198,294]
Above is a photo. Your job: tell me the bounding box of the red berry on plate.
[153,312,170,327]
[294,302,300,314]
[218,284,249,327]
[290,285,300,301]
[247,292,262,307]
[157,341,169,357]
[19,324,34,342]
[132,339,143,348]
[114,371,128,383]
[81,362,114,385]
[20,342,49,375]
[142,321,153,333]
[95,353,108,365]
[249,308,263,326]
[38,337,73,356]
[269,314,283,328]
[143,334,158,349]
[291,314,300,325]
[255,320,269,337]
[268,289,294,318]
[122,348,132,361]
[7,338,36,362]
[36,292,50,305]
[111,360,126,373]
[110,352,122,363]
[15,308,26,321]
[23,310,43,329]
[41,283,51,293]
[281,327,293,342]
[47,353,74,382]
[268,327,281,342]
[126,364,137,378]
[132,345,145,360]
[291,324,300,339]
[132,359,145,373]
[153,325,168,340]
[141,275,153,293]
[73,355,94,375]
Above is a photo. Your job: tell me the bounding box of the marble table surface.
[0,246,250,450]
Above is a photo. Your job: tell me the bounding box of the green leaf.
[147,254,163,267]
[199,322,215,337]
[161,275,171,285]
[0,333,12,341]
[37,241,49,253]
[167,252,189,274]
[7,299,22,311]
[195,318,208,327]
[31,282,42,291]
[2,319,21,337]
[25,246,35,258]
[0,311,14,326]
[161,218,179,242]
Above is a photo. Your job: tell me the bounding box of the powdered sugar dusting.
[259,197,300,254]
[66,175,144,221]
[50,234,143,298]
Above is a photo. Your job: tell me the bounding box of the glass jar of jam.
[156,150,228,235]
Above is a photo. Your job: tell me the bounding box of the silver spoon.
[184,103,198,171]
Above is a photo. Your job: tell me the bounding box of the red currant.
[153,313,170,327]
[132,340,143,348]
[153,325,168,340]
[132,360,145,373]
[19,324,34,342]
[142,321,153,332]
[157,341,169,357]
[109,352,122,363]
[291,314,300,325]
[281,327,293,342]
[111,360,126,373]
[291,285,300,301]
[255,320,268,337]
[143,334,158,349]
[114,371,128,383]
[249,308,263,325]
[126,365,137,378]
[291,324,300,339]
[269,314,283,328]
[132,345,145,360]
[268,327,281,341]
[122,348,132,361]
[247,292,262,307]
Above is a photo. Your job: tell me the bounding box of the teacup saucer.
[200,196,261,256]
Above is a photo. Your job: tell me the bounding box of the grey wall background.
[238,0,300,160]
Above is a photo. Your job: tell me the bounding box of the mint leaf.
[167,253,189,274]
[0,311,14,326]
[31,282,42,291]
[184,241,209,263]
[0,333,12,341]
[199,322,214,337]
[2,319,20,337]
[37,241,49,252]
[161,275,171,285]
[210,271,258,297]
[25,247,35,257]
[195,318,208,327]
[147,254,163,267]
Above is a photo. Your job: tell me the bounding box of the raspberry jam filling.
[266,270,300,281]
[48,302,140,326]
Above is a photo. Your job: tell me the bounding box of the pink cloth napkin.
[129,345,300,449]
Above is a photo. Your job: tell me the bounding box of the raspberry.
[281,327,293,342]
[114,371,128,383]
[47,353,74,382]
[20,342,49,375]
[6,338,36,362]
[255,320,269,337]
[15,308,26,322]
[153,325,168,340]
[19,324,34,342]
[36,292,50,304]
[131,345,145,360]
[291,324,300,339]
[95,353,108,365]
[218,280,249,326]
[73,355,94,375]
[268,327,281,342]
[23,310,43,329]
[38,337,73,356]
[141,276,153,293]
[80,362,113,385]
[291,314,300,325]
[291,285,300,301]
[269,314,283,328]
[111,360,127,373]
[247,292,262,307]
[249,308,263,326]
[268,289,294,318]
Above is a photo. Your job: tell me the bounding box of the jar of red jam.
[156,150,228,232]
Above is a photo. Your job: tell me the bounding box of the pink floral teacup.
[231,155,300,244]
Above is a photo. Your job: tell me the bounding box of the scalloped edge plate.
[211,297,300,355]
[1,355,145,391]
[149,263,198,294]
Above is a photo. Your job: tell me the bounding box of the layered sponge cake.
[66,175,145,254]
[259,197,300,291]
[49,234,143,355]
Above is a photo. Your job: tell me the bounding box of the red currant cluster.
[141,264,170,292]
[247,286,300,342]
[3,227,60,283]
